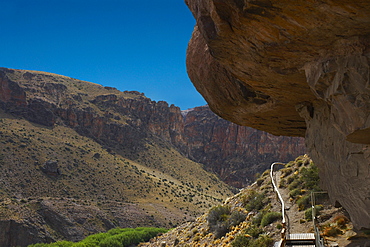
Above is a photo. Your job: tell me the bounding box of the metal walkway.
[286,233,315,246]
[270,162,326,247]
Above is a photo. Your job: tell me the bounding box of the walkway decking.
[286,233,315,246]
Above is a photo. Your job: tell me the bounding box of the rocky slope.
[185,0,370,229]
[141,156,370,247]
[0,68,234,246]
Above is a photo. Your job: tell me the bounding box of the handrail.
[311,191,328,247]
[270,162,287,246]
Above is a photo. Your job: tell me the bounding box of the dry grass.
[0,110,232,228]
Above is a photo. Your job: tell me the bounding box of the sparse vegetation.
[284,156,321,211]
[333,215,349,228]
[207,205,247,238]
[0,107,234,234]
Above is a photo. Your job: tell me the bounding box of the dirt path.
[275,171,314,235]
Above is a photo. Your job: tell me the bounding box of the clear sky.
[0,0,207,110]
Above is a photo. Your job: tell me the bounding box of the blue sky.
[0,0,206,110]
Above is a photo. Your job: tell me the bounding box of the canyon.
[0,67,304,189]
[0,67,304,245]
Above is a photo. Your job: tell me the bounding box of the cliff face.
[185,0,370,228]
[183,105,305,188]
[0,68,186,159]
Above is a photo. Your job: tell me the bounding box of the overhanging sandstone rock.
[186,0,370,228]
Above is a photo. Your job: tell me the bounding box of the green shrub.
[261,212,282,227]
[29,241,74,247]
[231,234,273,247]
[300,165,320,191]
[289,188,302,198]
[229,210,248,227]
[231,234,251,247]
[304,205,323,221]
[279,178,286,188]
[249,235,273,247]
[288,180,300,190]
[207,205,247,238]
[245,225,263,238]
[207,205,231,225]
[297,195,311,210]
[252,212,264,226]
[244,191,267,211]
[281,168,293,177]
[28,227,167,247]
[286,176,295,184]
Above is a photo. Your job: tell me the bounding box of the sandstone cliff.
[185,0,370,229]
[183,105,305,188]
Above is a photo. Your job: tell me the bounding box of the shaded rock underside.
[185,0,370,229]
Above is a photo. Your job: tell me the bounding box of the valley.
[0,67,304,245]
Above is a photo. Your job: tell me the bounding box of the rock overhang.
[185,0,370,138]
[185,0,370,228]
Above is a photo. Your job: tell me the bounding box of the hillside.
[141,155,370,247]
[0,67,305,246]
[0,68,234,246]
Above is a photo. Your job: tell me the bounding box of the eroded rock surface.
[185,0,370,228]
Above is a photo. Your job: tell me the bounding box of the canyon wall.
[0,68,304,189]
[183,105,305,188]
[185,0,370,228]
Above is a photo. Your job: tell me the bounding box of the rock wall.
[185,0,370,228]
[183,106,305,188]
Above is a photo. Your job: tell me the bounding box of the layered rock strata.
[183,105,305,188]
[185,0,370,228]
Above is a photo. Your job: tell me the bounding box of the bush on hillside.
[244,190,267,211]
[300,165,320,191]
[304,205,323,221]
[333,215,349,228]
[261,212,282,227]
[231,233,272,247]
[207,205,247,238]
[297,195,311,210]
[245,225,263,238]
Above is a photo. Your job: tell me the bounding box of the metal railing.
[311,191,328,247]
[270,162,287,246]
